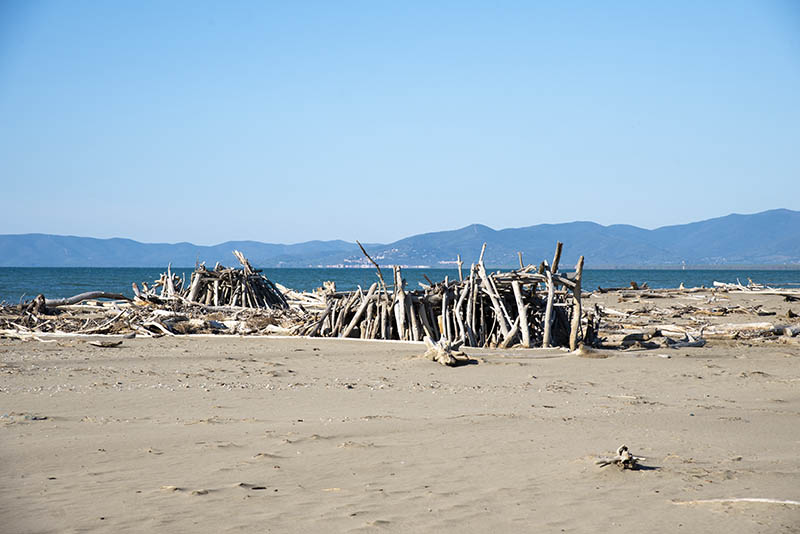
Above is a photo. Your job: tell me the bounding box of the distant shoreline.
[1,265,800,271]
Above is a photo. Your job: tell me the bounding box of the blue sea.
[2,267,800,304]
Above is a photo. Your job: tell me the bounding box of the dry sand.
[2,293,800,532]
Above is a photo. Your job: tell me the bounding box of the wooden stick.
[440,289,449,341]
[569,256,584,351]
[551,242,563,274]
[341,283,378,338]
[477,262,510,337]
[512,280,530,348]
[415,300,435,340]
[310,300,335,337]
[43,291,131,308]
[392,266,408,339]
[357,240,388,293]
[542,263,555,347]
[407,297,421,341]
[499,316,521,349]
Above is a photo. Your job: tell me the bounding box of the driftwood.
[295,242,590,349]
[592,282,800,350]
[4,244,593,350]
[421,336,472,367]
[595,445,645,469]
[45,292,131,307]
[136,251,288,310]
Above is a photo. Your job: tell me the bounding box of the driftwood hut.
[134,250,288,310]
[296,242,590,350]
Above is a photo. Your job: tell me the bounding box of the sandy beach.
[2,305,799,534]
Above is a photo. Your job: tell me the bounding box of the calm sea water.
[1,267,800,304]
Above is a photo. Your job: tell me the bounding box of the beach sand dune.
[1,335,799,532]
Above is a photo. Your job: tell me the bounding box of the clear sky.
[1,1,799,245]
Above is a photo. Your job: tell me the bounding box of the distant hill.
[1,209,799,268]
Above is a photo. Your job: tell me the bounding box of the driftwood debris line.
[591,283,800,350]
[293,242,590,350]
[1,296,305,339]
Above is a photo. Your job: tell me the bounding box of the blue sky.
[1,1,798,245]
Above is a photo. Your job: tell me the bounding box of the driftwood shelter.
[296,242,590,350]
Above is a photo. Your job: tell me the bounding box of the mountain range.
[1,209,799,268]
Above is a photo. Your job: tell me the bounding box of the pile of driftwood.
[134,251,288,310]
[2,251,303,339]
[294,242,590,350]
[592,283,800,350]
[0,300,300,339]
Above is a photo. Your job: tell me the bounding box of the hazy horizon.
[1,207,796,247]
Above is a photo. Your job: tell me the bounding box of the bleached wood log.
[783,325,800,337]
[393,266,408,340]
[487,271,514,327]
[422,336,470,367]
[542,264,555,348]
[166,264,176,298]
[551,242,563,274]
[187,272,203,303]
[460,278,477,346]
[368,302,381,339]
[468,265,478,342]
[666,332,706,348]
[569,256,584,351]
[477,262,510,337]
[440,290,450,341]
[499,316,521,349]
[407,297,421,341]
[379,299,388,340]
[44,292,131,307]
[415,300,435,340]
[512,281,530,348]
[357,240,389,294]
[310,300,335,337]
[595,445,644,469]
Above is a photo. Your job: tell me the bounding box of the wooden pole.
[512,280,530,348]
[542,263,555,347]
[551,242,563,274]
[569,256,585,351]
[392,266,408,340]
